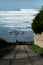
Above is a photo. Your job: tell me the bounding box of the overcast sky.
[0,0,43,10]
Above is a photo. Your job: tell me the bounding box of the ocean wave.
[0,9,38,42]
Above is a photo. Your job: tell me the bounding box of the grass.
[0,45,16,58]
[0,38,16,58]
[29,44,43,56]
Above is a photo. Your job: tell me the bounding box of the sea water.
[0,9,38,42]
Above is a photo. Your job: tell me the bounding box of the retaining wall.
[34,33,43,48]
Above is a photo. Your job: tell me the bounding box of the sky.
[0,0,43,10]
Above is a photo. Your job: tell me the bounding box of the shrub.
[32,7,43,34]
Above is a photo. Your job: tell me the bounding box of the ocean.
[0,9,38,42]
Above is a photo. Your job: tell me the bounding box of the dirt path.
[0,45,43,65]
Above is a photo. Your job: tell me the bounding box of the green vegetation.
[0,38,16,58]
[32,7,43,34]
[15,40,34,45]
[29,44,43,54]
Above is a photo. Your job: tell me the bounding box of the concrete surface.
[0,45,43,65]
